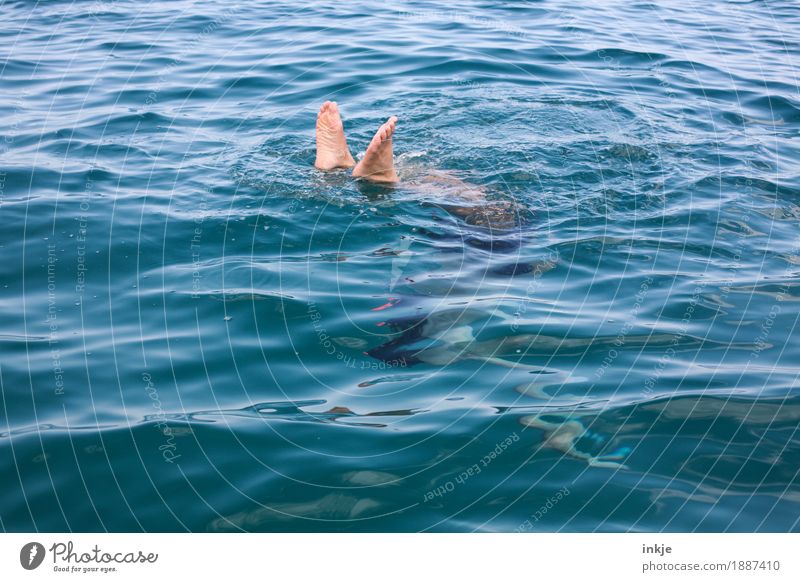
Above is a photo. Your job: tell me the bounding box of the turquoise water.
[2,0,800,532]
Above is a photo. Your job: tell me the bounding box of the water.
[1,0,799,532]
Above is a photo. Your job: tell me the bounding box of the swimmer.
[313,101,525,228]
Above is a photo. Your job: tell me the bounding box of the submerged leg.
[520,414,628,469]
[314,101,356,170]
[352,116,399,183]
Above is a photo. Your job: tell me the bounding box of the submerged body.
[366,303,766,467]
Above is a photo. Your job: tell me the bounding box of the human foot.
[314,101,356,170]
[352,116,399,183]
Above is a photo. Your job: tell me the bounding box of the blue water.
[2,0,800,532]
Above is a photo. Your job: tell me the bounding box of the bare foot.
[352,116,399,183]
[314,101,355,170]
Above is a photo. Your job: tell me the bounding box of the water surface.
[1,0,800,532]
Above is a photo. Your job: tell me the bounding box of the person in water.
[312,101,630,467]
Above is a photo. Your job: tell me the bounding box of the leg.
[352,116,399,183]
[520,414,628,469]
[314,101,356,170]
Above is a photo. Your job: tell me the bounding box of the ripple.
[2,0,799,533]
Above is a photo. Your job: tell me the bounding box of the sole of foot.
[352,116,399,183]
[314,101,356,170]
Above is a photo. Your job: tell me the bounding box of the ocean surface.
[2,0,799,532]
